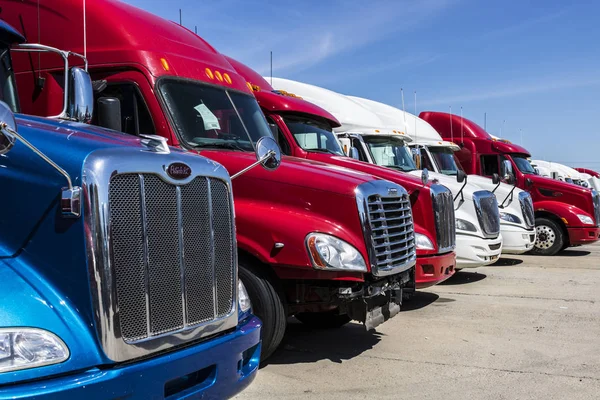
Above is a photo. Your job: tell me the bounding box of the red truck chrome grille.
[431,184,456,252]
[593,190,600,227]
[108,174,235,342]
[367,193,416,274]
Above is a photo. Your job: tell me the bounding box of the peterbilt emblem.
[166,162,192,180]
[388,188,398,196]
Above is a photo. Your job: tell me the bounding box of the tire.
[295,311,351,329]
[239,261,286,361]
[530,217,565,256]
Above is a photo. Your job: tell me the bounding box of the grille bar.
[109,174,234,343]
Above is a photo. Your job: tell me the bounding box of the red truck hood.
[528,173,593,195]
[198,150,379,197]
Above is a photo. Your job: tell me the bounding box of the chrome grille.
[473,190,501,238]
[109,174,234,343]
[519,191,535,229]
[430,184,456,252]
[366,191,416,275]
[593,190,600,227]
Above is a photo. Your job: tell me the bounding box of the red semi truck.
[421,111,600,255]
[6,0,417,360]
[226,56,456,289]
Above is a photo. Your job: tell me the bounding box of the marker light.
[205,68,214,80]
[160,58,170,71]
[375,129,380,133]
[214,70,223,82]
[223,73,232,84]
[246,82,253,91]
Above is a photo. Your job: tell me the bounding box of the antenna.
[484,112,487,130]
[449,106,453,142]
[401,88,406,125]
[501,119,505,137]
[179,9,182,26]
[414,91,417,144]
[520,128,523,146]
[460,106,463,144]
[195,26,197,34]
[270,51,273,86]
[83,0,87,59]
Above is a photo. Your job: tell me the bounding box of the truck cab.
[6,0,417,361]
[0,19,261,399]
[421,111,600,255]
[270,78,508,269]
[227,56,456,289]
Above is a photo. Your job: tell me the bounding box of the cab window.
[266,116,291,155]
[352,138,369,162]
[481,154,499,176]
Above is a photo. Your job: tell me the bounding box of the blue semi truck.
[0,20,261,399]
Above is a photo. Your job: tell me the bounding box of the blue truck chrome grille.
[109,174,235,342]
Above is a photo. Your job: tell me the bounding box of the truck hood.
[198,150,379,197]
[409,170,480,202]
[528,173,593,195]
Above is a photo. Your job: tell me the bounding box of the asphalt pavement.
[236,242,600,400]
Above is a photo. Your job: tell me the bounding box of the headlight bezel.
[499,212,522,224]
[0,328,69,373]
[305,233,368,272]
[455,218,478,232]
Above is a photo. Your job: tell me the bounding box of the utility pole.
[179,9,182,25]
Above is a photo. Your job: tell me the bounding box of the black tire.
[295,311,351,329]
[239,262,286,361]
[530,217,565,256]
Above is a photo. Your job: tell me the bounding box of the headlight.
[456,218,477,232]
[306,233,367,272]
[415,233,434,250]
[499,212,521,224]
[577,214,594,225]
[0,328,69,372]
[238,280,252,313]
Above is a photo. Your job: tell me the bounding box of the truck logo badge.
[388,188,398,196]
[166,163,192,180]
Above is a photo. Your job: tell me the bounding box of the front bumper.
[568,226,600,246]
[456,233,503,268]
[415,252,456,289]
[501,225,536,254]
[2,317,262,400]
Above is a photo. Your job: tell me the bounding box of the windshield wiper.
[189,142,247,151]
[385,165,415,172]
[307,148,339,155]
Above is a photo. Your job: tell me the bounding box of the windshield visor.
[160,79,273,151]
[512,155,536,174]
[429,146,461,175]
[284,117,345,156]
[362,136,416,172]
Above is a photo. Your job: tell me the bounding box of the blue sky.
[125,0,600,170]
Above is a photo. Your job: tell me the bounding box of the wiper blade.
[189,142,246,151]
[385,165,414,172]
[308,148,338,155]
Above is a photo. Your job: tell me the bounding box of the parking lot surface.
[236,242,600,399]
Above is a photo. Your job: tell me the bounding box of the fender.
[235,198,366,282]
[535,200,593,228]
[0,256,102,385]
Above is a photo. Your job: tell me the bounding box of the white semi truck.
[344,96,536,255]
[269,77,504,268]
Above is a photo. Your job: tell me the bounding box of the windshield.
[362,136,416,172]
[512,154,537,174]
[0,48,19,112]
[159,79,273,152]
[283,116,345,156]
[429,146,461,175]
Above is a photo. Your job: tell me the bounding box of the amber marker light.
[214,70,223,82]
[205,68,214,79]
[160,58,170,71]
[223,73,232,84]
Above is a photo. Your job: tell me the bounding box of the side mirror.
[456,170,467,183]
[67,67,94,123]
[501,159,514,182]
[349,146,359,160]
[421,168,429,185]
[492,173,500,185]
[526,178,533,188]
[97,97,122,132]
[231,136,282,179]
[0,101,17,155]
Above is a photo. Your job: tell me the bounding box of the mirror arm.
[500,185,517,208]
[1,123,81,217]
[231,150,276,180]
[453,180,467,202]
[492,181,501,194]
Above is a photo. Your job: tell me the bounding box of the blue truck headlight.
[456,218,477,232]
[499,212,521,224]
[415,233,434,250]
[577,214,594,225]
[238,279,252,313]
[0,328,69,372]
[306,233,367,272]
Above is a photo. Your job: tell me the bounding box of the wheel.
[295,311,351,329]
[530,217,565,256]
[239,261,286,361]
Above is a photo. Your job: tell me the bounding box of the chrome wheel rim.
[535,225,556,250]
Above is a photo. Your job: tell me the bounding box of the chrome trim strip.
[207,177,218,319]
[139,174,152,338]
[176,185,187,329]
[83,147,238,362]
